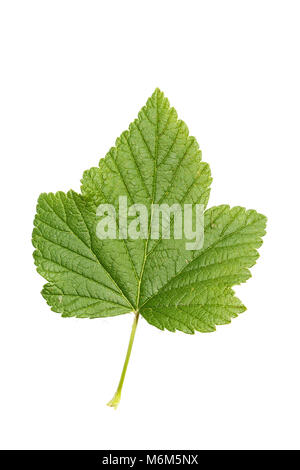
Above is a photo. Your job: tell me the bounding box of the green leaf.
[33,88,266,331]
[32,88,267,407]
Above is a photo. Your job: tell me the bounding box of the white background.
[0,0,299,450]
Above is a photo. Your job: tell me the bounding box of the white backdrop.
[0,0,299,450]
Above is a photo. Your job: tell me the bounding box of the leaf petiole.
[107,311,139,409]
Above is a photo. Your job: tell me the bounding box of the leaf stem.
[107,311,139,409]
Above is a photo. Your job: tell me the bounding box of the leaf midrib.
[135,92,159,310]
